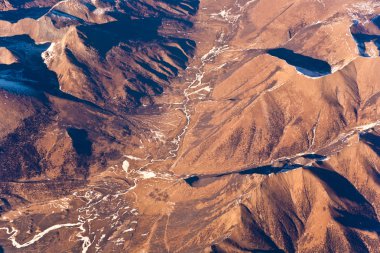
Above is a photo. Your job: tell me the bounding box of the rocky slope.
[0,0,379,252]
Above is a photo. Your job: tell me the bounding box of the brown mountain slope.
[0,0,379,252]
[173,55,380,174]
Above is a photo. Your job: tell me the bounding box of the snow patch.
[122,160,130,173]
[347,1,380,20]
[211,9,240,24]
[201,45,229,62]
[124,155,144,161]
[93,7,112,16]
[41,43,57,65]
[151,130,166,143]
[137,170,156,179]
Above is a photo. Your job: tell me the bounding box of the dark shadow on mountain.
[306,166,372,205]
[351,33,380,57]
[149,54,179,76]
[267,48,332,77]
[133,73,165,94]
[0,108,51,180]
[360,132,380,156]
[302,153,327,160]
[116,0,199,18]
[0,35,57,90]
[306,166,380,235]
[0,7,49,23]
[184,164,302,187]
[211,244,285,253]
[184,175,200,186]
[159,0,200,15]
[66,128,93,177]
[124,73,165,106]
[0,35,112,114]
[350,20,380,57]
[332,208,380,233]
[67,128,92,156]
[136,59,170,81]
[163,39,194,69]
[77,17,162,56]
[372,15,380,29]
[239,164,301,175]
[0,197,11,213]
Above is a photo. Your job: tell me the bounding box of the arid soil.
[0,0,379,252]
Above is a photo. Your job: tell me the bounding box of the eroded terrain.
[0,0,379,252]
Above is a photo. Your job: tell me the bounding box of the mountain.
[0,0,379,252]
